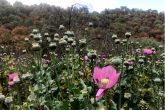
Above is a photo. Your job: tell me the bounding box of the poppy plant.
[7,73,18,86]
[93,65,120,101]
[143,49,153,55]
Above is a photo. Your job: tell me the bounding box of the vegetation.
[0,0,164,110]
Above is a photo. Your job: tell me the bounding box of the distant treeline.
[0,0,164,50]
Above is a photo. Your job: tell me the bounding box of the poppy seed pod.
[87,50,97,59]
[54,33,59,37]
[112,34,117,40]
[32,29,39,34]
[71,42,76,47]
[59,39,67,45]
[63,35,68,41]
[64,31,74,37]
[59,24,65,30]
[138,59,144,64]
[44,33,49,37]
[88,22,93,27]
[53,37,59,42]
[125,32,131,38]
[29,33,34,38]
[79,39,87,47]
[67,38,74,43]
[33,34,42,41]
[49,42,57,49]
[158,45,163,49]
[115,39,120,44]
[32,43,41,51]
[122,39,128,43]
[47,37,51,42]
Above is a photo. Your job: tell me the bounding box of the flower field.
[0,28,164,110]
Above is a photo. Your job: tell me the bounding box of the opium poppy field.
[0,29,164,110]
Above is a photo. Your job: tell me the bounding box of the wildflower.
[5,97,13,104]
[93,66,120,101]
[143,49,153,55]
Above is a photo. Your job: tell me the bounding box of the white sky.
[7,0,165,12]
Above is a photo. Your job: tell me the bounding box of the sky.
[6,0,165,12]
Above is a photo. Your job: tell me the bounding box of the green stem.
[118,52,125,110]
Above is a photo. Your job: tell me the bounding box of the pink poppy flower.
[8,81,15,86]
[93,66,120,101]
[8,73,17,81]
[127,59,134,65]
[7,73,18,86]
[143,49,153,55]
[84,55,89,61]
